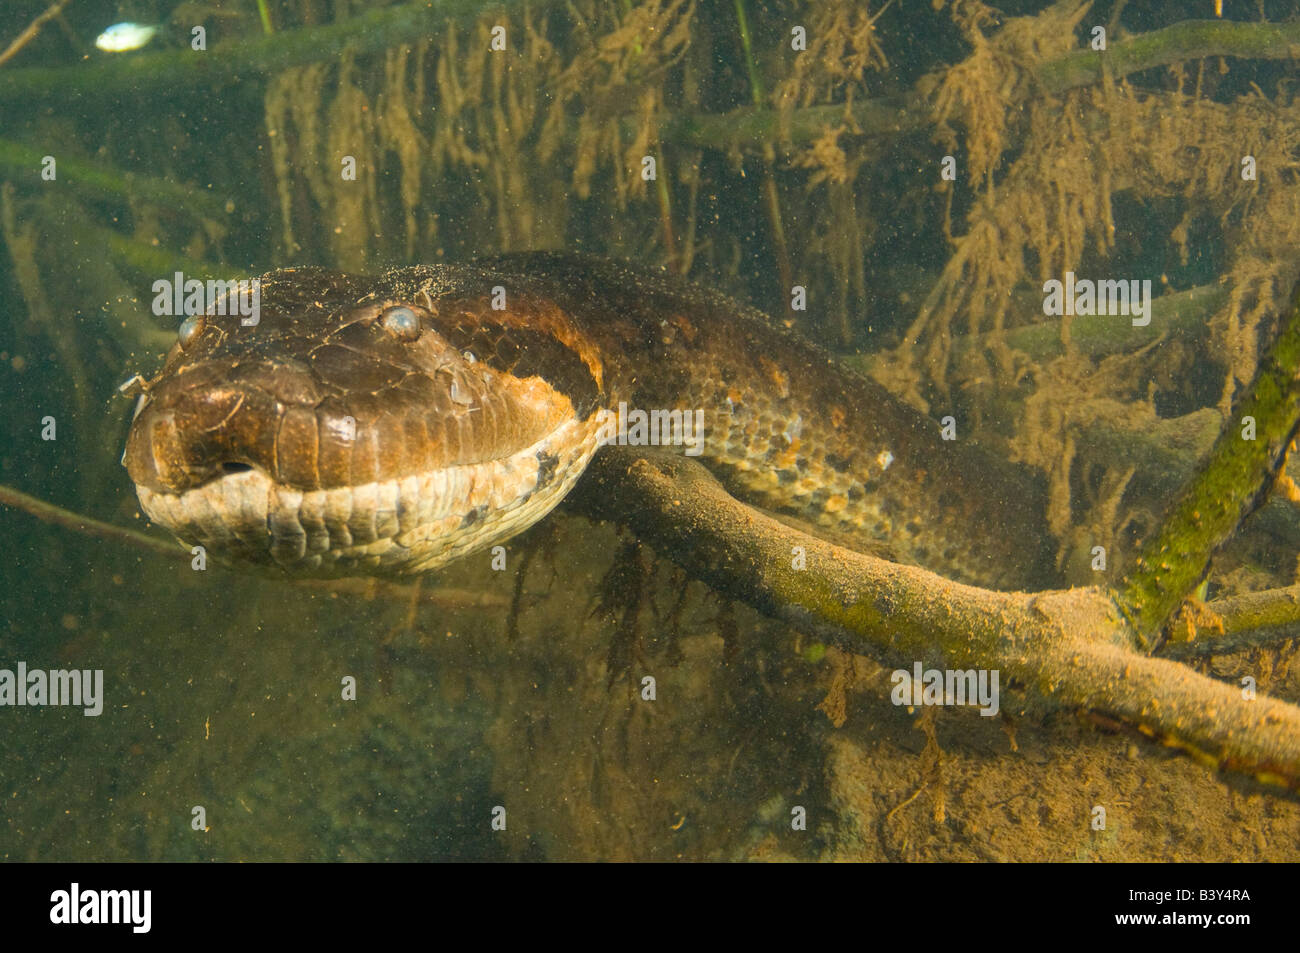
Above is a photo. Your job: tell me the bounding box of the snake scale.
[123,252,1057,591]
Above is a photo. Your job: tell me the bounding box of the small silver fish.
[94,22,159,53]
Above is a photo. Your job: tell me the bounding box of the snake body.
[123,253,1056,590]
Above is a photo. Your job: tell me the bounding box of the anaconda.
[122,252,1057,591]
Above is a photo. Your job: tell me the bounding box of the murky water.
[2,0,1299,861]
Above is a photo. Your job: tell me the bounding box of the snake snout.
[122,377,286,494]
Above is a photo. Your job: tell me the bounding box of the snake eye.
[178,314,205,349]
[380,305,421,341]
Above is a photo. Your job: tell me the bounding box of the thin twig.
[0,0,74,69]
[732,0,792,316]
[0,481,178,557]
[0,482,507,608]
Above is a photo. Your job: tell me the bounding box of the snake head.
[122,266,604,576]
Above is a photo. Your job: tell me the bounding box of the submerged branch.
[0,0,508,103]
[0,482,506,609]
[1037,18,1300,95]
[1210,584,1300,644]
[0,139,230,220]
[98,227,227,281]
[948,281,1231,364]
[0,0,75,69]
[0,482,178,558]
[1115,274,1300,649]
[661,19,1300,151]
[1162,582,1300,659]
[572,448,1300,788]
[2,10,1295,155]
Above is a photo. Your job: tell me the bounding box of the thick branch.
[572,448,1300,787]
[1116,275,1300,648]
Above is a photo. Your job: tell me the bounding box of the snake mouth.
[133,414,603,576]
[124,372,599,575]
